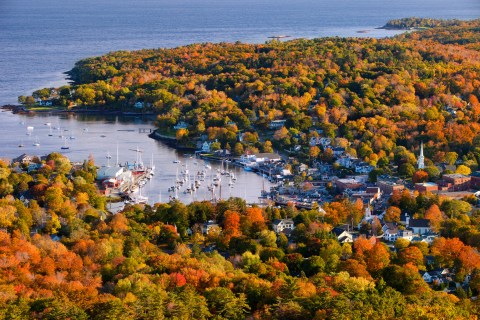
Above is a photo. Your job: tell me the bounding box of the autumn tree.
[384,206,401,223]
[424,204,443,232]
[412,170,429,183]
[223,210,241,245]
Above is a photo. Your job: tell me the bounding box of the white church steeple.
[417,142,425,170]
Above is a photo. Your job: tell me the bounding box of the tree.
[366,243,390,275]
[233,142,244,156]
[205,287,250,320]
[384,206,401,223]
[263,140,274,153]
[445,152,458,165]
[398,246,424,269]
[455,165,471,175]
[424,204,443,232]
[431,237,464,268]
[382,264,428,294]
[223,210,241,245]
[412,170,429,183]
[259,230,277,247]
[309,146,320,159]
[242,207,265,235]
[339,259,372,280]
[398,163,415,177]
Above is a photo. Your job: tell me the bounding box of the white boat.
[173,160,181,164]
[26,126,34,136]
[126,193,148,204]
[33,136,40,146]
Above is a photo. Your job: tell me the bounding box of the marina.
[0,111,273,204]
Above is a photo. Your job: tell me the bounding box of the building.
[415,182,438,193]
[97,166,124,181]
[173,121,188,130]
[268,119,286,129]
[327,147,345,158]
[134,101,144,108]
[203,221,220,235]
[241,153,282,164]
[398,229,413,241]
[408,218,432,235]
[335,155,356,168]
[13,154,34,164]
[377,180,404,194]
[335,178,364,192]
[420,271,433,283]
[417,142,425,170]
[331,227,353,243]
[354,162,374,174]
[440,174,471,191]
[382,223,399,242]
[272,219,295,234]
[470,171,480,188]
[201,141,212,153]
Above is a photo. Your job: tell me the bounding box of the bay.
[0,111,272,204]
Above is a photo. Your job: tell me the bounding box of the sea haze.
[0,0,479,104]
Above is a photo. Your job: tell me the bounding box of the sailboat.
[61,137,69,150]
[26,126,34,136]
[33,136,40,146]
[18,140,24,148]
[48,125,53,136]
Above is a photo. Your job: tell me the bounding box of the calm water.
[0,0,478,203]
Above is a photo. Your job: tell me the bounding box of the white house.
[420,271,433,283]
[382,223,399,242]
[203,220,220,235]
[398,229,413,241]
[320,137,332,147]
[407,218,432,235]
[134,101,145,109]
[268,119,286,129]
[201,141,212,153]
[272,219,295,234]
[331,227,353,243]
[355,162,374,174]
[335,155,358,168]
[174,121,188,130]
[329,147,345,158]
[38,100,53,106]
[97,166,124,181]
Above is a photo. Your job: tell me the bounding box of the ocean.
[0,0,479,105]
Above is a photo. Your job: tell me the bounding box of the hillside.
[24,19,480,174]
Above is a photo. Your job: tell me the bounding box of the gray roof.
[409,219,431,228]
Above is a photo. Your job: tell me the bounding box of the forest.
[21,19,480,176]
[0,153,480,318]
